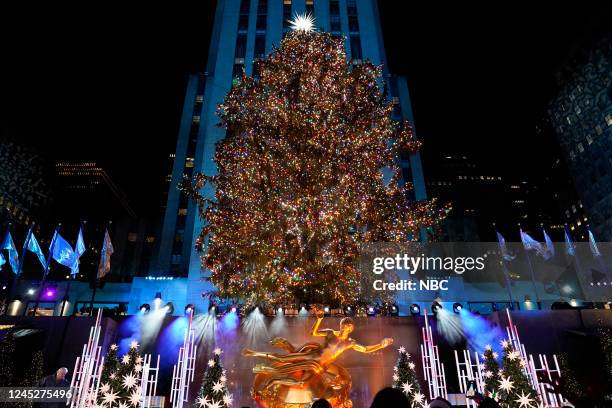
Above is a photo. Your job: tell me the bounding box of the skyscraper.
[548,38,612,240]
[154,0,427,307]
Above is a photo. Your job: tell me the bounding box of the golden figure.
[242,310,393,408]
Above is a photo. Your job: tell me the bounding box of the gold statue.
[242,310,393,408]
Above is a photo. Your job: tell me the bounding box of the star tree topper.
[288,12,315,32]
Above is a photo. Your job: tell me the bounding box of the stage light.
[230,306,238,314]
[27,289,35,295]
[389,304,399,316]
[343,305,354,316]
[277,307,284,315]
[366,305,377,316]
[323,306,330,314]
[1,286,6,290]
[410,304,421,316]
[209,304,218,315]
[140,304,150,314]
[185,304,195,315]
[453,302,463,314]
[431,301,442,314]
[163,302,174,315]
[154,292,162,308]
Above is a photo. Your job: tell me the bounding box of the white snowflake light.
[499,376,514,393]
[483,370,493,378]
[508,350,520,361]
[100,383,110,393]
[398,346,406,354]
[220,375,227,383]
[401,382,413,395]
[196,395,210,407]
[122,372,138,389]
[212,380,224,393]
[134,364,142,373]
[208,359,216,367]
[514,391,534,408]
[118,402,129,408]
[288,12,315,32]
[408,362,416,370]
[101,389,119,406]
[223,393,234,406]
[484,344,492,351]
[213,347,223,356]
[110,344,118,351]
[135,356,143,364]
[392,373,399,382]
[122,355,131,364]
[208,399,222,408]
[500,339,509,349]
[130,340,139,349]
[412,391,425,404]
[129,389,141,407]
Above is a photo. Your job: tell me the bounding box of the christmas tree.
[184,17,447,306]
[194,348,232,408]
[100,343,120,386]
[19,350,44,408]
[98,340,144,407]
[393,346,426,407]
[481,344,501,395]
[0,328,16,386]
[596,322,612,399]
[497,340,538,407]
[557,353,582,404]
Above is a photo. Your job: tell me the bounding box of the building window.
[238,14,249,31]
[256,14,267,31]
[178,208,188,216]
[347,0,357,15]
[257,0,268,14]
[240,0,250,14]
[254,34,266,59]
[306,0,314,15]
[350,35,362,60]
[235,34,247,58]
[232,64,244,78]
[283,0,292,29]
[171,254,182,265]
[348,15,359,32]
[192,115,200,123]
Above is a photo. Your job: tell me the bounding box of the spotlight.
[140,304,150,314]
[230,306,238,314]
[410,304,421,316]
[154,292,162,308]
[209,304,217,315]
[431,301,442,313]
[163,302,174,315]
[27,289,35,295]
[366,305,377,317]
[185,304,195,315]
[323,306,330,315]
[453,302,463,314]
[277,307,284,315]
[389,304,399,316]
[344,305,354,316]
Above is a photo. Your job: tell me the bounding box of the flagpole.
[519,223,541,309]
[33,224,60,317]
[494,223,515,309]
[60,221,85,317]
[4,224,17,315]
[90,221,110,316]
[566,224,587,301]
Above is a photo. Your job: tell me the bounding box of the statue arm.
[352,338,393,353]
[311,315,332,337]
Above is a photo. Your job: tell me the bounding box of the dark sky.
[1,3,612,217]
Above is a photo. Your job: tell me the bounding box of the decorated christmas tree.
[183,18,447,306]
[596,322,612,399]
[19,350,44,408]
[557,353,582,404]
[100,343,120,386]
[497,340,538,407]
[194,348,232,408]
[0,328,16,386]
[482,344,501,395]
[393,346,426,407]
[98,340,144,407]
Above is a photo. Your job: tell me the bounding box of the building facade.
[153,0,428,310]
[548,39,612,240]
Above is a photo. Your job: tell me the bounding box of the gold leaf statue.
[242,310,393,408]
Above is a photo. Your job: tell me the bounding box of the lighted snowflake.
[100,383,110,393]
[492,352,499,359]
[499,376,514,393]
[520,359,527,368]
[122,355,131,364]
[508,350,520,361]
[110,344,118,351]
[135,356,143,364]
[483,370,493,378]
[110,372,117,380]
[208,359,216,367]
[412,391,425,404]
[288,12,315,32]
[130,340,139,349]
[208,399,222,408]
[401,382,413,395]
[129,389,141,407]
[514,391,534,408]
[213,347,223,356]
[122,372,138,389]
[398,346,406,354]
[118,402,129,408]
[393,373,399,382]
[196,395,210,407]
[212,380,224,393]
[500,339,509,349]
[484,344,492,351]
[393,366,398,372]
[101,389,119,406]
[408,362,416,370]
[223,393,234,406]
[220,375,227,383]
[134,364,142,373]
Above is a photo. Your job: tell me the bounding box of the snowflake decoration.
[393,366,398,372]
[130,340,139,349]
[499,376,514,393]
[288,12,315,32]
[492,352,499,359]
[101,389,119,406]
[100,383,110,393]
[122,355,131,364]
[485,344,492,351]
[223,393,234,406]
[110,344,118,351]
[500,339,509,349]
[393,373,399,382]
[412,391,425,404]
[129,389,141,407]
[483,370,493,378]
[208,400,222,408]
[110,372,117,380]
[122,372,138,389]
[514,391,534,408]
[398,346,406,354]
[118,402,129,408]
[220,375,227,383]
[135,356,143,364]
[134,364,142,373]
[196,395,210,407]
[401,382,413,395]
[508,350,520,361]
[408,362,416,370]
[212,380,225,393]
[520,359,527,368]
[208,359,216,367]
[213,347,223,355]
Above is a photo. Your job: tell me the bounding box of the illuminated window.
[178,208,188,216]
[192,115,200,123]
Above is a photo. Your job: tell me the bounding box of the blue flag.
[97,229,114,279]
[564,227,575,257]
[520,228,547,258]
[496,232,516,261]
[542,228,555,260]
[72,227,86,275]
[26,232,47,269]
[588,229,601,257]
[1,231,19,274]
[0,252,5,268]
[51,232,77,269]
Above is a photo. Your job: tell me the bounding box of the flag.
[542,228,555,260]
[588,229,601,257]
[1,231,19,274]
[26,232,47,269]
[72,226,86,275]
[51,232,77,269]
[564,226,575,257]
[520,228,547,258]
[496,232,516,261]
[0,252,5,268]
[97,229,114,279]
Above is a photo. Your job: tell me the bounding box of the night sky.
[1,3,612,218]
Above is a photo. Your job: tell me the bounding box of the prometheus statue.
[242,309,393,408]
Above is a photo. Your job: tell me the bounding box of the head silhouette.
[311,398,332,408]
[339,317,355,337]
[370,387,410,408]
